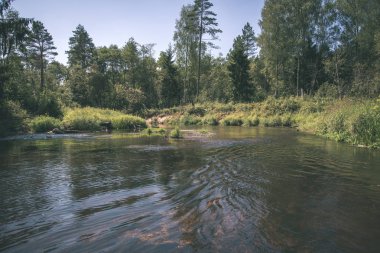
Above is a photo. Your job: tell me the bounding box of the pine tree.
[27,21,57,89]
[227,36,253,102]
[241,22,256,58]
[193,0,221,100]
[157,46,181,108]
[66,24,95,69]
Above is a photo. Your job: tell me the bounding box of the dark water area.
[0,127,379,252]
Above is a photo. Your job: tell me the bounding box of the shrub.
[63,109,101,131]
[263,116,282,127]
[141,127,166,136]
[0,100,28,136]
[350,109,380,146]
[243,116,260,127]
[169,127,182,138]
[222,116,243,126]
[30,116,61,133]
[181,114,202,125]
[112,115,147,130]
[202,116,219,126]
[281,115,294,127]
[63,107,146,131]
[187,106,206,116]
[37,92,63,118]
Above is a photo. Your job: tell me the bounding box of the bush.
[37,92,63,118]
[202,116,219,126]
[63,107,146,131]
[180,114,202,125]
[141,127,166,136]
[350,109,380,146]
[0,100,28,136]
[263,116,282,127]
[30,116,61,133]
[243,116,260,127]
[261,96,300,115]
[169,127,182,138]
[187,106,206,116]
[112,115,147,130]
[221,116,243,126]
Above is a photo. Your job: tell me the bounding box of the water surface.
[1,127,379,252]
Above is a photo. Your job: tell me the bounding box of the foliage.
[0,100,28,136]
[157,46,181,108]
[227,35,253,102]
[169,126,182,138]
[26,20,57,89]
[111,115,147,130]
[243,116,259,127]
[62,107,146,131]
[142,127,166,136]
[66,24,96,69]
[29,115,61,133]
[221,115,243,126]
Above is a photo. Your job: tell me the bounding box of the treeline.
[1,0,379,126]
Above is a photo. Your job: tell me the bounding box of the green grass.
[29,116,61,133]
[141,127,166,136]
[62,107,146,131]
[169,127,182,139]
[221,115,244,126]
[147,97,380,148]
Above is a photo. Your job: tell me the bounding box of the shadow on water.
[0,127,379,252]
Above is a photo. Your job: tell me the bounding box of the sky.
[13,0,265,64]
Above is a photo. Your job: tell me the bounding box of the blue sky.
[13,0,264,64]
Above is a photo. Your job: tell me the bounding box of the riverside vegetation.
[1,0,379,148]
[11,96,379,148]
[145,97,380,148]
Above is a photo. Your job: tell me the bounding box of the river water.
[0,127,379,252]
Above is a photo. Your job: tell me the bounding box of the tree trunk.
[296,56,300,96]
[196,0,204,101]
[40,52,44,90]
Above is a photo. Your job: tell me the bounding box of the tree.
[66,24,95,68]
[193,0,221,100]
[258,0,321,96]
[241,22,256,58]
[26,21,57,89]
[157,46,181,108]
[227,35,253,102]
[121,38,140,87]
[173,4,199,104]
[0,6,31,99]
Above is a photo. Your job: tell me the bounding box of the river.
[0,127,379,252]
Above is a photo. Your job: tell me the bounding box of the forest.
[0,0,379,146]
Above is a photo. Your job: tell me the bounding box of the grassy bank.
[3,98,379,148]
[27,107,147,133]
[146,97,380,148]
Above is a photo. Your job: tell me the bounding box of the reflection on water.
[0,127,379,252]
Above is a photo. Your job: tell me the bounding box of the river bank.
[145,97,380,148]
[1,97,379,148]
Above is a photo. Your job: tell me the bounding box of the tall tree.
[227,35,253,102]
[66,24,95,69]
[0,5,31,99]
[241,22,256,58]
[157,46,181,108]
[173,4,198,104]
[27,21,57,89]
[193,0,221,100]
[258,0,320,96]
[121,38,140,88]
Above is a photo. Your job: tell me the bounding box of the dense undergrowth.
[26,107,147,134]
[146,97,380,148]
[2,97,379,148]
